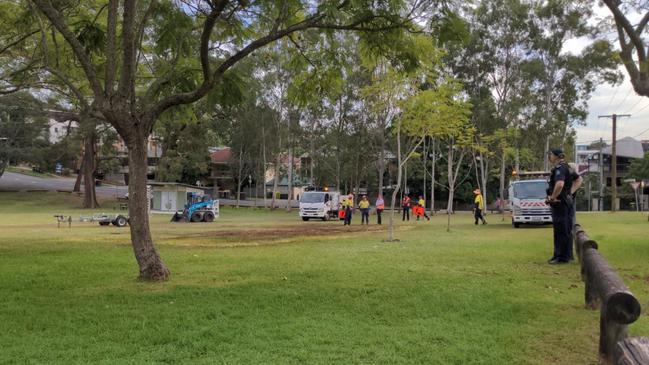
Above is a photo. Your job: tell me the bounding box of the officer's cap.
[548,148,565,158]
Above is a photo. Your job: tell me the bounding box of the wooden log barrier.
[575,225,642,364]
[574,223,598,264]
[614,337,649,365]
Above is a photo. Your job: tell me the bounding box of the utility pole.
[599,138,604,211]
[598,114,630,213]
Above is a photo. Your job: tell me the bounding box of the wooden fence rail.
[573,224,646,365]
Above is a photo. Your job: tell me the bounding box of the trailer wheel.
[203,211,215,222]
[99,222,110,226]
[113,215,128,227]
[190,212,202,222]
[302,217,309,221]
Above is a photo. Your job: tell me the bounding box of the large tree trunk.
[236,146,243,209]
[82,132,99,208]
[377,129,386,198]
[73,158,83,192]
[499,153,506,221]
[430,137,435,216]
[446,141,454,214]
[262,125,268,209]
[127,137,170,281]
[271,135,281,209]
[423,137,427,203]
[286,145,293,212]
[388,126,402,242]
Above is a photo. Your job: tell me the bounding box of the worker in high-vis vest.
[417,195,430,221]
[375,195,385,225]
[359,195,370,225]
[343,194,354,226]
[473,188,487,225]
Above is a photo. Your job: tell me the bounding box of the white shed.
[149,182,205,212]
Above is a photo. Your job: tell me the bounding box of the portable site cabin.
[149,182,205,212]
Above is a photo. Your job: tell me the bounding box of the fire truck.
[508,171,552,228]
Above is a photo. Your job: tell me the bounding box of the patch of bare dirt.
[170,224,387,243]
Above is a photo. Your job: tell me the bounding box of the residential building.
[576,137,646,210]
[48,119,78,144]
[210,147,235,198]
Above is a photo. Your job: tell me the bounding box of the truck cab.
[299,190,340,221]
[508,178,552,228]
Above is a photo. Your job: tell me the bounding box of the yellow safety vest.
[474,195,484,210]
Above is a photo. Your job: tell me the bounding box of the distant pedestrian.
[359,195,370,225]
[343,193,354,225]
[417,195,430,221]
[546,148,574,264]
[473,188,487,225]
[401,195,411,221]
[375,195,385,225]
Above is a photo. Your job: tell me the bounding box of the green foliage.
[627,152,649,180]
[154,106,214,184]
[400,79,473,143]
[0,92,50,174]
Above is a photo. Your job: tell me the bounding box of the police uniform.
[547,160,574,263]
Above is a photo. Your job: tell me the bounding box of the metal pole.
[611,114,617,213]
[599,138,604,211]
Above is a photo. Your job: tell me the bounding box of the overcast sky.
[572,4,649,145]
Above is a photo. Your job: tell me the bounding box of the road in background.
[0,172,127,198]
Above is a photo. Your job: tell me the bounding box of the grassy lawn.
[1,191,648,364]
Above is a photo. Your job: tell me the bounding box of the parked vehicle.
[299,189,340,221]
[508,173,552,228]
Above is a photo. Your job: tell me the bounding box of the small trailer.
[79,213,129,227]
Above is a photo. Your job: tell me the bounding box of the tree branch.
[117,0,137,101]
[105,0,118,95]
[604,0,647,62]
[31,0,104,98]
[0,29,40,56]
[145,2,423,128]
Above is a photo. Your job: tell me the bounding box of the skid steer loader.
[171,193,219,223]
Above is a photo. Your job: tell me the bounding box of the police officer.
[546,148,574,264]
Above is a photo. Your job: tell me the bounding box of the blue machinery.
[171,193,219,223]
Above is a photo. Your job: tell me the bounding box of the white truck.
[299,190,340,221]
[508,177,552,228]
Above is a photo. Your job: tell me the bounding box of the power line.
[633,126,649,138]
[604,84,620,112]
[598,85,621,133]
[624,97,644,114]
[631,101,649,115]
[614,89,633,113]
